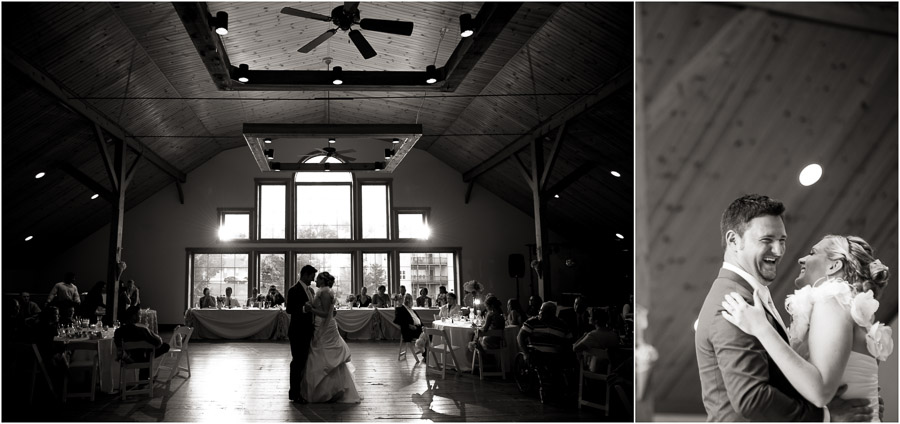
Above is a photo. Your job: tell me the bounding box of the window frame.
[217,208,254,242]
[393,207,431,241]
[356,178,393,241]
[255,178,290,242]
[394,248,462,297]
[186,249,254,307]
[294,175,356,242]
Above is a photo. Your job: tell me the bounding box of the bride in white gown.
[300,271,362,403]
[723,235,892,421]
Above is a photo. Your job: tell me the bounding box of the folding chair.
[14,343,58,404]
[119,341,156,400]
[578,348,611,415]
[471,328,506,380]
[424,327,460,379]
[158,325,193,382]
[398,338,419,362]
[63,341,99,402]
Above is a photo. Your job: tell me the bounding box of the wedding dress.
[300,287,362,403]
[785,280,892,422]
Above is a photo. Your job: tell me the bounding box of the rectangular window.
[399,252,455,302]
[362,253,389,298]
[295,253,353,305]
[296,185,351,239]
[395,207,430,240]
[258,253,286,298]
[192,253,250,306]
[259,184,286,239]
[361,184,388,239]
[218,210,251,240]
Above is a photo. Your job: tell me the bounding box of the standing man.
[695,194,872,421]
[47,272,80,325]
[287,264,317,404]
[118,279,141,319]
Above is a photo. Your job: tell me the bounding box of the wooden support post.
[464,181,475,204]
[105,138,127,325]
[176,181,185,205]
[530,137,550,300]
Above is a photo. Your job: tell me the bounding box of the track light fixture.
[271,162,281,172]
[265,149,274,160]
[459,14,475,38]
[332,66,343,85]
[263,138,272,144]
[211,11,228,35]
[425,65,438,84]
[324,163,331,172]
[374,162,383,171]
[328,137,336,144]
[237,64,249,83]
[392,138,400,144]
[384,149,394,160]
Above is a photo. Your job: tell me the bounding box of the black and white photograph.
[634,3,898,422]
[1,2,633,422]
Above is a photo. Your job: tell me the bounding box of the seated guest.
[266,285,285,307]
[475,296,506,351]
[506,298,526,327]
[47,272,81,325]
[372,285,390,308]
[223,287,242,308]
[574,307,623,374]
[416,287,432,308]
[438,292,461,319]
[559,296,592,341]
[394,293,424,355]
[356,287,372,307]
[517,302,574,366]
[118,279,141,320]
[246,288,264,307]
[81,281,107,323]
[199,287,216,309]
[434,286,449,307]
[18,292,42,321]
[525,295,543,318]
[398,285,408,306]
[114,305,169,379]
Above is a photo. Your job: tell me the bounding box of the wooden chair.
[471,328,506,380]
[424,327,460,379]
[397,337,419,363]
[119,341,156,400]
[158,325,193,382]
[63,341,99,402]
[12,343,58,404]
[578,348,611,415]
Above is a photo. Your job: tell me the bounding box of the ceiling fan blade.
[281,7,332,22]
[348,29,377,59]
[343,2,359,14]
[359,19,414,36]
[335,149,356,154]
[298,29,337,53]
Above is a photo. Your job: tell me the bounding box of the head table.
[334,307,439,340]
[184,307,289,340]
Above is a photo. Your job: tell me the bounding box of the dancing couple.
[696,194,892,421]
[288,265,361,404]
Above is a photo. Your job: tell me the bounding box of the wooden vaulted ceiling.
[637,2,897,414]
[1,2,633,267]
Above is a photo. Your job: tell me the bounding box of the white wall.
[43,147,548,324]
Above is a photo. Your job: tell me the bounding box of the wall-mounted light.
[211,11,228,35]
[263,138,272,144]
[35,172,45,179]
[91,194,99,200]
[328,137,336,144]
[384,149,394,160]
[332,66,343,85]
[425,65,438,84]
[459,14,475,38]
[237,63,249,83]
[264,149,274,160]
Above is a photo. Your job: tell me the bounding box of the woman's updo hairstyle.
[318,272,336,288]
[823,235,890,299]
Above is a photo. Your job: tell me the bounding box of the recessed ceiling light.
[392,138,400,144]
[553,194,560,199]
[610,171,621,178]
[799,164,823,186]
[91,194,99,200]
[328,138,336,144]
[615,233,624,239]
[35,172,45,179]
[263,138,272,144]
[24,236,33,241]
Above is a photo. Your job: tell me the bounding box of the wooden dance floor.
[7,339,623,422]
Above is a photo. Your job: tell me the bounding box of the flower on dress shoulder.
[851,290,879,328]
[866,322,893,361]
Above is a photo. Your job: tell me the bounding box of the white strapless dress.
[841,351,879,422]
[300,289,361,403]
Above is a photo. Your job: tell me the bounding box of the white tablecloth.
[334,308,438,340]
[429,321,520,373]
[184,308,289,340]
[56,335,122,394]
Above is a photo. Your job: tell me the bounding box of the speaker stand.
[515,276,520,301]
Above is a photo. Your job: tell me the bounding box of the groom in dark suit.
[695,194,872,421]
[287,264,317,404]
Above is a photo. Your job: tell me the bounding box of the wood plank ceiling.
[637,2,898,414]
[2,3,633,268]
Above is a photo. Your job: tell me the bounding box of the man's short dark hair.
[720,194,785,248]
[300,265,318,277]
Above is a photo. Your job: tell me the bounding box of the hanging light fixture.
[384,149,394,160]
[211,11,228,35]
[328,137,336,144]
[237,64,249,83]
[459,14,475,38]
[324,163,331,172]
[392,138,400,144]
[264,149,275,160]
[332,66,343,85]
[271,162,281,172]
[425,65,438,84]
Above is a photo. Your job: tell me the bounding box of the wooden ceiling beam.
[94,124,119,191]
[545,161,598,198]
[462,64,632,183]
[172,2,233,91]
[231,68,443,92]
[3,48,187,183]
[733,2,897,36]
[57,162,114,203]
[539,122,567,191]
[271,162,386,172]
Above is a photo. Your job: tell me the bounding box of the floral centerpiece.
[463,280,485,311]
[346,294,356,307]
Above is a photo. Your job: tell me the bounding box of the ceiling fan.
[281,2,414,59]
[298,146,357,164]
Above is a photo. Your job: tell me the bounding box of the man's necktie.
[757,286,786,332]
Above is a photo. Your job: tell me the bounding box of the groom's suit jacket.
[695,268,823,421]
